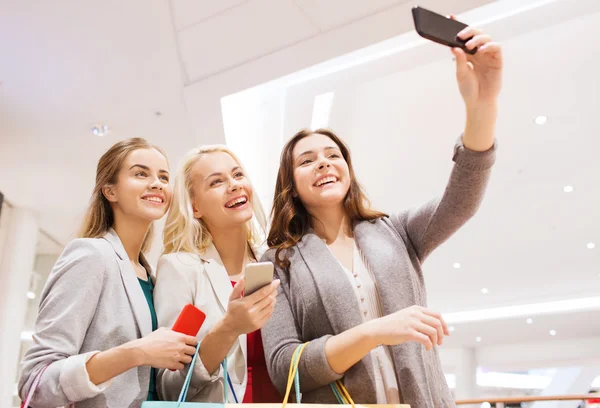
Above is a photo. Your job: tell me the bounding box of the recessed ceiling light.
[476,336,482,342]
[26,291,36,300]
[443,296,600,324]
[535,116,547,125]
[587,242,595,249]
[481,288,489,294]
[449,326,455,333]
[453,262,461,269]
[563,185,574,193]
[91,125,110,137]
[526,318,533,324]
[549,330,556,336]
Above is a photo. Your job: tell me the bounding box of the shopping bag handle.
[282,342,355,408]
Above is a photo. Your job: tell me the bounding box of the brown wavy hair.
[267,128,387,267]
[78,138,168,253]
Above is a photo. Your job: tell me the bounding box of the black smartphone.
[412,6,476,55]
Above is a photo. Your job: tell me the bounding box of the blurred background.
[1,0,599,407]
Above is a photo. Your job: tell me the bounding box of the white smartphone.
[244,262,274,296]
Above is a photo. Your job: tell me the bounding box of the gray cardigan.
[261,140,496,408]
[19,229,153,408]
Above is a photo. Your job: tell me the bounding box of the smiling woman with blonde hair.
[154,145,280,403]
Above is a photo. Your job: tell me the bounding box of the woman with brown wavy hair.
[261,23,502,408]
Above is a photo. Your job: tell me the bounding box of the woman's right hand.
[223,278,280,336]
[368,305,449,350]
[132,327,198,370]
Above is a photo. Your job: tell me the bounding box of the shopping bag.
[143,342,410,408]
[143,343,230,407]
[279,342,410,408]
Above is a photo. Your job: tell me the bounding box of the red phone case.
[172,304,206,336]
[169,304,206,371]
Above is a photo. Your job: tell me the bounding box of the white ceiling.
[0,0,493,245]
[1,0,599,377]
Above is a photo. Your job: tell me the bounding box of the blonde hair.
[78,138,168,253]
[162,145,267,255]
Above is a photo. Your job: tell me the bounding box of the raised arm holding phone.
[261,9,502,408]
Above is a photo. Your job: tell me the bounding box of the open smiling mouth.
[225,196,248,208]
[141,196,164,204]
[314,176,338,187]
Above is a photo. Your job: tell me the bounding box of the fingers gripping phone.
[412,6,477,55]
[244,262,274,296]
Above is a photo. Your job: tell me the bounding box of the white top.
[330,241,401,404]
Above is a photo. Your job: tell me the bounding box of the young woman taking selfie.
[261,24,502,407]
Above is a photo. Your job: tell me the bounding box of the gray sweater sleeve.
[390,138,497,262]
[18,239,112,407]
[260,250,343,396]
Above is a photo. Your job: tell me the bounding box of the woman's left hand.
[451,16,503,108]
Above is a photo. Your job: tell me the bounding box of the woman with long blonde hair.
[19,138,198,408]
[154,145,280,403]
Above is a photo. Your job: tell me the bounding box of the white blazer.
[154,244,262,403]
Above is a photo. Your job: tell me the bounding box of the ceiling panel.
[293,0,403,31]
[171,0,248,30]
[178,0,319,81]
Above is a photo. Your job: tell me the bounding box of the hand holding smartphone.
[412,6,477,55]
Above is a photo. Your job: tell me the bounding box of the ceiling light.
[549,330,556,336]
[453,262,461,269]
[311,92,335,130]
[476,336,482,342]
[443,296,600,324]
[449,326,455,333]
[587,242,595,249]
[563,185,574,193]
[20,331,33,341]
[535,116,547,125]
[477,371,552,390]
[481,288,489,294]
[446,372,556,391]
[526,318,533,324]
[480,403,492,408]
[91,125,110,137]
[26,291,35,300]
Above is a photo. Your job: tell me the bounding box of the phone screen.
[245,262,274,296]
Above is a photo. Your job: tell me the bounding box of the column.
[454,347,479,408]
[0,208,38,408]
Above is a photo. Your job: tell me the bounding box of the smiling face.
[103,147,172,223]
[291,133,351,212]
[189,151,254,230]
